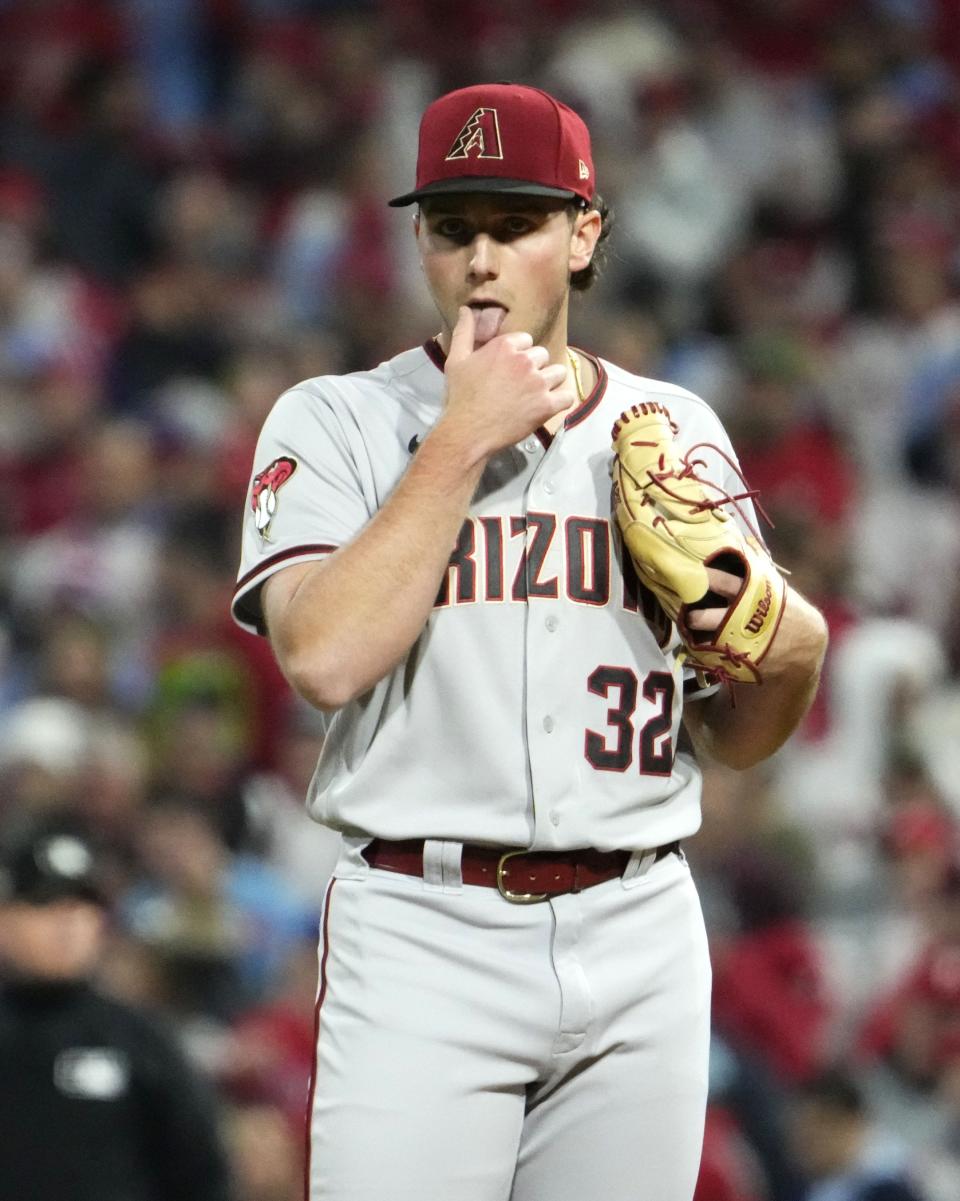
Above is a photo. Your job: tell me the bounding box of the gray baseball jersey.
[232,341,753,852]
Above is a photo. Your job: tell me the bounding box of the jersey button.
[523,439,538,453]
[549,811,561,827]
[543,480,554,494]
[543,715,555,733]
[545,615,559,632]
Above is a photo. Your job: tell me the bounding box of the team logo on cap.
[445,108,504,162]
[250,456,297,541]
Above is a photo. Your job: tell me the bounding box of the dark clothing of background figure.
[0,978,233,1201]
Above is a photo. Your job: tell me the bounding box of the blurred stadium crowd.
[1,0,960,1198]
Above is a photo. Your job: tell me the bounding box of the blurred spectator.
[615,70,750,327]
[775,616,944,894]
[157,169,260,275]
[121,799,317,1020]
[0,367,104,540]
[711,849,834,1086]
[242,704,341,907]
[883,774,958,912]
[858,863,960,1094]
[149,501,293,776]
[823,205,960,493]
[695,1103,768,1201]
[789,1068,927,1201]
[227,1102,303,1201]
[0,820,233,1201]
[837,766,960,1006]
[220,940,318,1133]
[128,0,214,145]
[728,332,856,534]
[9,418,161,643]
[0,695,93,819]
[913,1039,960,1201]
[107,264,231,414]
[38,58,157,284]
[0,221,111,388]
[217,342,304,501]
[36,611,114,708]
[544,2,683,144]
[696,1032,801,1201]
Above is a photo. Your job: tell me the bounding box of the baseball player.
[232,83,828,1201]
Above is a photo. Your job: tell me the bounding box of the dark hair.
[798,1068,865,1115]
[570,193,613,293]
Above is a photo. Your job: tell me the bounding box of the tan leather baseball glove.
[611,403,786,685]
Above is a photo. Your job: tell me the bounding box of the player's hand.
[682,567,744,633]
[439,306,574,457]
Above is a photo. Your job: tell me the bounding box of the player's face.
[415,195,599,354]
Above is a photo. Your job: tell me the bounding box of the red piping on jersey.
[234,543,338,595]
[422,339,608,440]
[422,337,447,372]
[303,880,336,1201]
[563,346,607,430]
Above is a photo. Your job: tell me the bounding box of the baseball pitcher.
[232,83,828,1201]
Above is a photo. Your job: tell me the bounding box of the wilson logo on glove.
[745,579,774,635]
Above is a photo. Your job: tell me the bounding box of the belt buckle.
[496,850,549,904]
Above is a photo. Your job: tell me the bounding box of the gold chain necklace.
[566,347,585,404]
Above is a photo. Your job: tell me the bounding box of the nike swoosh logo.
[408,434,422,455]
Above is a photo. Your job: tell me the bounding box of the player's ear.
[413,211,425,270]
[569,207,601,275]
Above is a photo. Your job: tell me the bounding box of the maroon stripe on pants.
[303,880,336,1201]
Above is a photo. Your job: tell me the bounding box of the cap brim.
[388,178,579,207]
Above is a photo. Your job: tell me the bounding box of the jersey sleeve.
[232,382,371,635]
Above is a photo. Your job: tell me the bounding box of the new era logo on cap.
[389,83,595,207]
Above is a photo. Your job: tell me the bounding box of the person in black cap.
[0,823,234,1201]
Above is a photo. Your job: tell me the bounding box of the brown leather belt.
[361,838,681,904]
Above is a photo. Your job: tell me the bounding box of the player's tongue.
[471,304,506,344]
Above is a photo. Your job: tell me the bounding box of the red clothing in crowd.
[859,938,960,1082]
[695,1106,766,1201]
[712,920,833,1084]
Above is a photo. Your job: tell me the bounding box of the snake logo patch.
[250,456,297,541]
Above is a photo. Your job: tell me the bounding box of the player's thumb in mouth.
[447,305,477,363]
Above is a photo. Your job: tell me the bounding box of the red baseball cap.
[389,83,595,208]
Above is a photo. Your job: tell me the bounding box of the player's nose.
[467,233,499,281]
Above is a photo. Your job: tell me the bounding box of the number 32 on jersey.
[586,668,674,777]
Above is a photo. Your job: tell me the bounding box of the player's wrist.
[426,411,497,471]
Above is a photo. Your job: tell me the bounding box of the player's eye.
[435,218,471,242]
